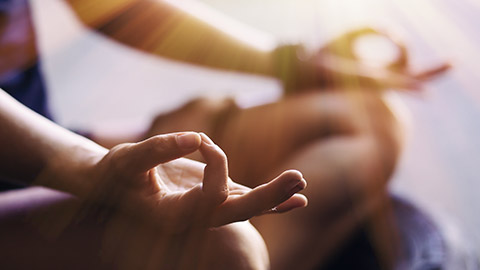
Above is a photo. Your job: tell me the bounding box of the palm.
[92,133,307,269]
[157,158,210,192]
[148,157,306,230]
[157,158,250,196]
[96,133,307,234]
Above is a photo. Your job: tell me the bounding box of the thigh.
[251,136,393,270]
[218,90,402,186]
[0,187,269,270]
[236,91,403,269]
[0,187,108,269]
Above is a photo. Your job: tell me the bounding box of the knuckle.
[108,143,134,173]
[210,189,229,205]
[152,135,176,153]
[215,146,228,166]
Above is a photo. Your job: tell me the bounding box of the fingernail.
[288,179,306,195]
[176,132,201,149]
[199,132,214,145]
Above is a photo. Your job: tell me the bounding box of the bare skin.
[1,1,448,268]
[146,90,404,269]
[1,0,448,93]
[68,6,444,264]
[0,90,308,269]
[245,91,402,269]
[0,187,271,270]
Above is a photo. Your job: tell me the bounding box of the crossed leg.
[147,90,404,269]
[0,186,269,269]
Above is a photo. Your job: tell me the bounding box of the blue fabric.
[0,0,52,189]
[0,63,53,120]
[0,0,53,120]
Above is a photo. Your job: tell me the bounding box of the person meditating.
[0,90,308,269]
[0,0,449,269]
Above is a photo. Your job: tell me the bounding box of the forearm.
[67,0,277,77]
[0,90,107,196]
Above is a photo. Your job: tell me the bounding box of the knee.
[100,219,269,270]
[361,93,405,180]
[198,221,269,270]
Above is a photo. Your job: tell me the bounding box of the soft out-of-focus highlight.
[1,0,479,269]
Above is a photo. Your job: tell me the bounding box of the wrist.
[36,142,107,199]
[272,44,318,94]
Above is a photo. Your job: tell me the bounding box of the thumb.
[124,132,201,175]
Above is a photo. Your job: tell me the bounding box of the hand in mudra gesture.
[79,132,306,269]
[278,27,450,93]
[87,132,307,231]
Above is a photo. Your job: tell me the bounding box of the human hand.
[85,132,307,231]
[32,131,305,269]
[315,27,450,89]
[275,27,450,94]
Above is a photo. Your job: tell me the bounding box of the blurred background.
[30,0,479,265]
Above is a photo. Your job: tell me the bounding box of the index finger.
[123,132,201,175]
[210,170,308,227]
[413,63,451,81]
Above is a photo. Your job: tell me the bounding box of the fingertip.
[198,132,227,164]
[298,178,307,190]
[176,132,201,150]
[295,193,308,207]
[440,62,452,70]
[275,170,307,193]
[275,194,308,213]
[199,132,215,146]
[281,169,304,182]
